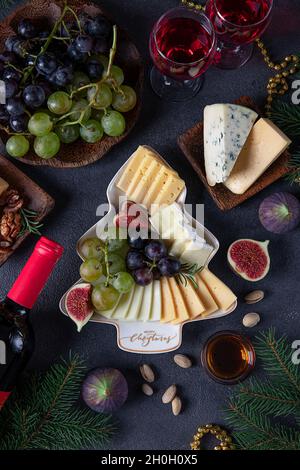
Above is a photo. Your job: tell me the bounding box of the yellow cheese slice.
[152,174,185,208]
[177,280,205,319]
[160,277,177,323]
[198,268,237,312]
[128,159,162,204]
[0,177,9,197]
[194,274,219,317]
[167,277,190,324]
[224,118,292,195]
[142,167,174,209]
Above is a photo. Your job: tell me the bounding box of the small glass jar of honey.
[201,331,256,384]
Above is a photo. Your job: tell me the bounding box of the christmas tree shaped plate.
[60,146,237,354]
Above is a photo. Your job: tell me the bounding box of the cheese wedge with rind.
[224,118,292,195]
[204,104,258,186]
[198,268,237,312]
[167,277,190,324]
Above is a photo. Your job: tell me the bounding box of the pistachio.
[142,383,154,396]
[139,364,155,383]
[162,384,177,404]
[173,354,192,369]
[244,290,264,304]
[243,312,261,328]
[171,396,182,416]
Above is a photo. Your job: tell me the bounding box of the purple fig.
[259,192,300,234]
[82,368,128,413]
[228,239,270,282]
[65,283,94,332]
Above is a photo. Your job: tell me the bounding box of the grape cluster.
[0,8,137,160]
[79,233,134,312]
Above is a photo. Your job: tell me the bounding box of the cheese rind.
[0,177,9,197]
[198,268,237,312]
[204,104,258,186]
[224,118,292,195]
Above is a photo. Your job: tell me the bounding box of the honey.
[201,331,256,384]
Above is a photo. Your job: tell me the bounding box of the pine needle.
[269,102,300,137]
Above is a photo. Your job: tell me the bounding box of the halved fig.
[65,283,94,332]
[227,239,270,282]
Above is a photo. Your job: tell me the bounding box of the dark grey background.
[1,0,300,450]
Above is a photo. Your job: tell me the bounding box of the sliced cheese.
[160,277,177,323]
[98,295,121,319]
[152,174,185,209]
[224,118,292,195]
[204,104,258,186]
[150,280,162,322]
[194,274,219,317]
[112,288,135,320]
[167,277,190,324]
[0,177,9,197]
[177,279,205,319]
[126,285,144,320]
[138,283,153,322]
[143,167,175,209]
[128,159,162,204]
[198,268,237,312]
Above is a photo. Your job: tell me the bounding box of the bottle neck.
[2,297,30,317]
[6,237,64,310]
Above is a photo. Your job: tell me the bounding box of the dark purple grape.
[86,59,104,80]
[87,15,111,38]
[5,36,19,52]
[36,80,52,99]
[3,66,21,82]
[126,250,146,270]
[12,38,26,58]
[25,54,36,67]
[0,51,17,64]
[93,37,109,54]
[133,267,153,286]
[128,236,146,251]
[4,79,18,99]
[144,241,167,261]
[36,53,57,75]
[10,114,29,133]
[75,35,94,53]
[6,98,25,116]
[39,29,51,39]
[57,22,71,38]
[0,106,9,124]
[157,257,181,277]
[79,12,91,32]
[23,85,46,108]
[50,66,73,87]
[18,19,37,39]
[67,44,87,62]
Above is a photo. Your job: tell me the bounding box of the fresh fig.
[82,368,128,413]
[65,283,94,332]
[227,239,270,282]
[259,192,300,234]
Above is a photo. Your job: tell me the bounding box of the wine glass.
[206,0,273,69]
[149,6,216,101]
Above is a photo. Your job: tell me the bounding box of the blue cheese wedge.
[204,104,258,186]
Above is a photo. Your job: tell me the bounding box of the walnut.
[0,211,22,243]
[2,189,24,213]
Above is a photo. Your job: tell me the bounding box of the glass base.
[150,66,204,101]
[214,43,254,70]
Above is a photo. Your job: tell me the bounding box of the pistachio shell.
[244,290,265,304]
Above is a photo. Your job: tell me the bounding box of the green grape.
[80,237,105,260]
[72,71,90,97]
[92,283,119,311]
[101,110,126,137]
[28,112,53,136]
[107,237,128,253]
[34,132,60,159]
[112,85,137,112]
[111,272,134,294]
[80,258,103,282]
[80,119,104,143]
[6,135,29,158]
[91,108,105,121]
[103,65,124,86]
[47,91,72,115]
[69,99,91,123]
[55,123,80,144]
[106,253,126,276]
[87,83,112,110]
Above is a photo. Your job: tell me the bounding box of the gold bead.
[181,0,187,3]
[292,55,299,62]
[281,61,288,68]
[221,446,229,450]
[270,82,277,88]
[261,48,268,55]
[268,62,275,69]
[214,446,222,451]
[275,73,282,79]
[205,424,213,429]
[289,67,296,74]
[285,56,292,62]
[274,65,281,71]
[282,71,289,77]
[211,429,218,435]
[197,427,205,433]
[279,90,286,95]
[225,437,232,443]
[267,96,273,103]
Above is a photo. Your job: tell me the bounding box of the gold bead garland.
[181,1,300,115]
[190,424,236,451]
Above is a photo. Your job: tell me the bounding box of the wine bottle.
[0,237,64,410]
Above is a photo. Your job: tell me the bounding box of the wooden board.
[177,96,290,211]
[0,155,54,266]
[0,0,143,168]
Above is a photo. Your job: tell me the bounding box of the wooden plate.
[178,96,290,211]
[0,0,143,168]
[0,155,54,266]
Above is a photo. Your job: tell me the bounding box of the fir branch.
[19,208,43,237]
[0,354,116,450]
[269,102,300,137]
[286,149,300,185]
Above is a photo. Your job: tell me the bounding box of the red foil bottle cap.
[7,236,64,309]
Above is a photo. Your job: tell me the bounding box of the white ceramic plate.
[60,146,237,354]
